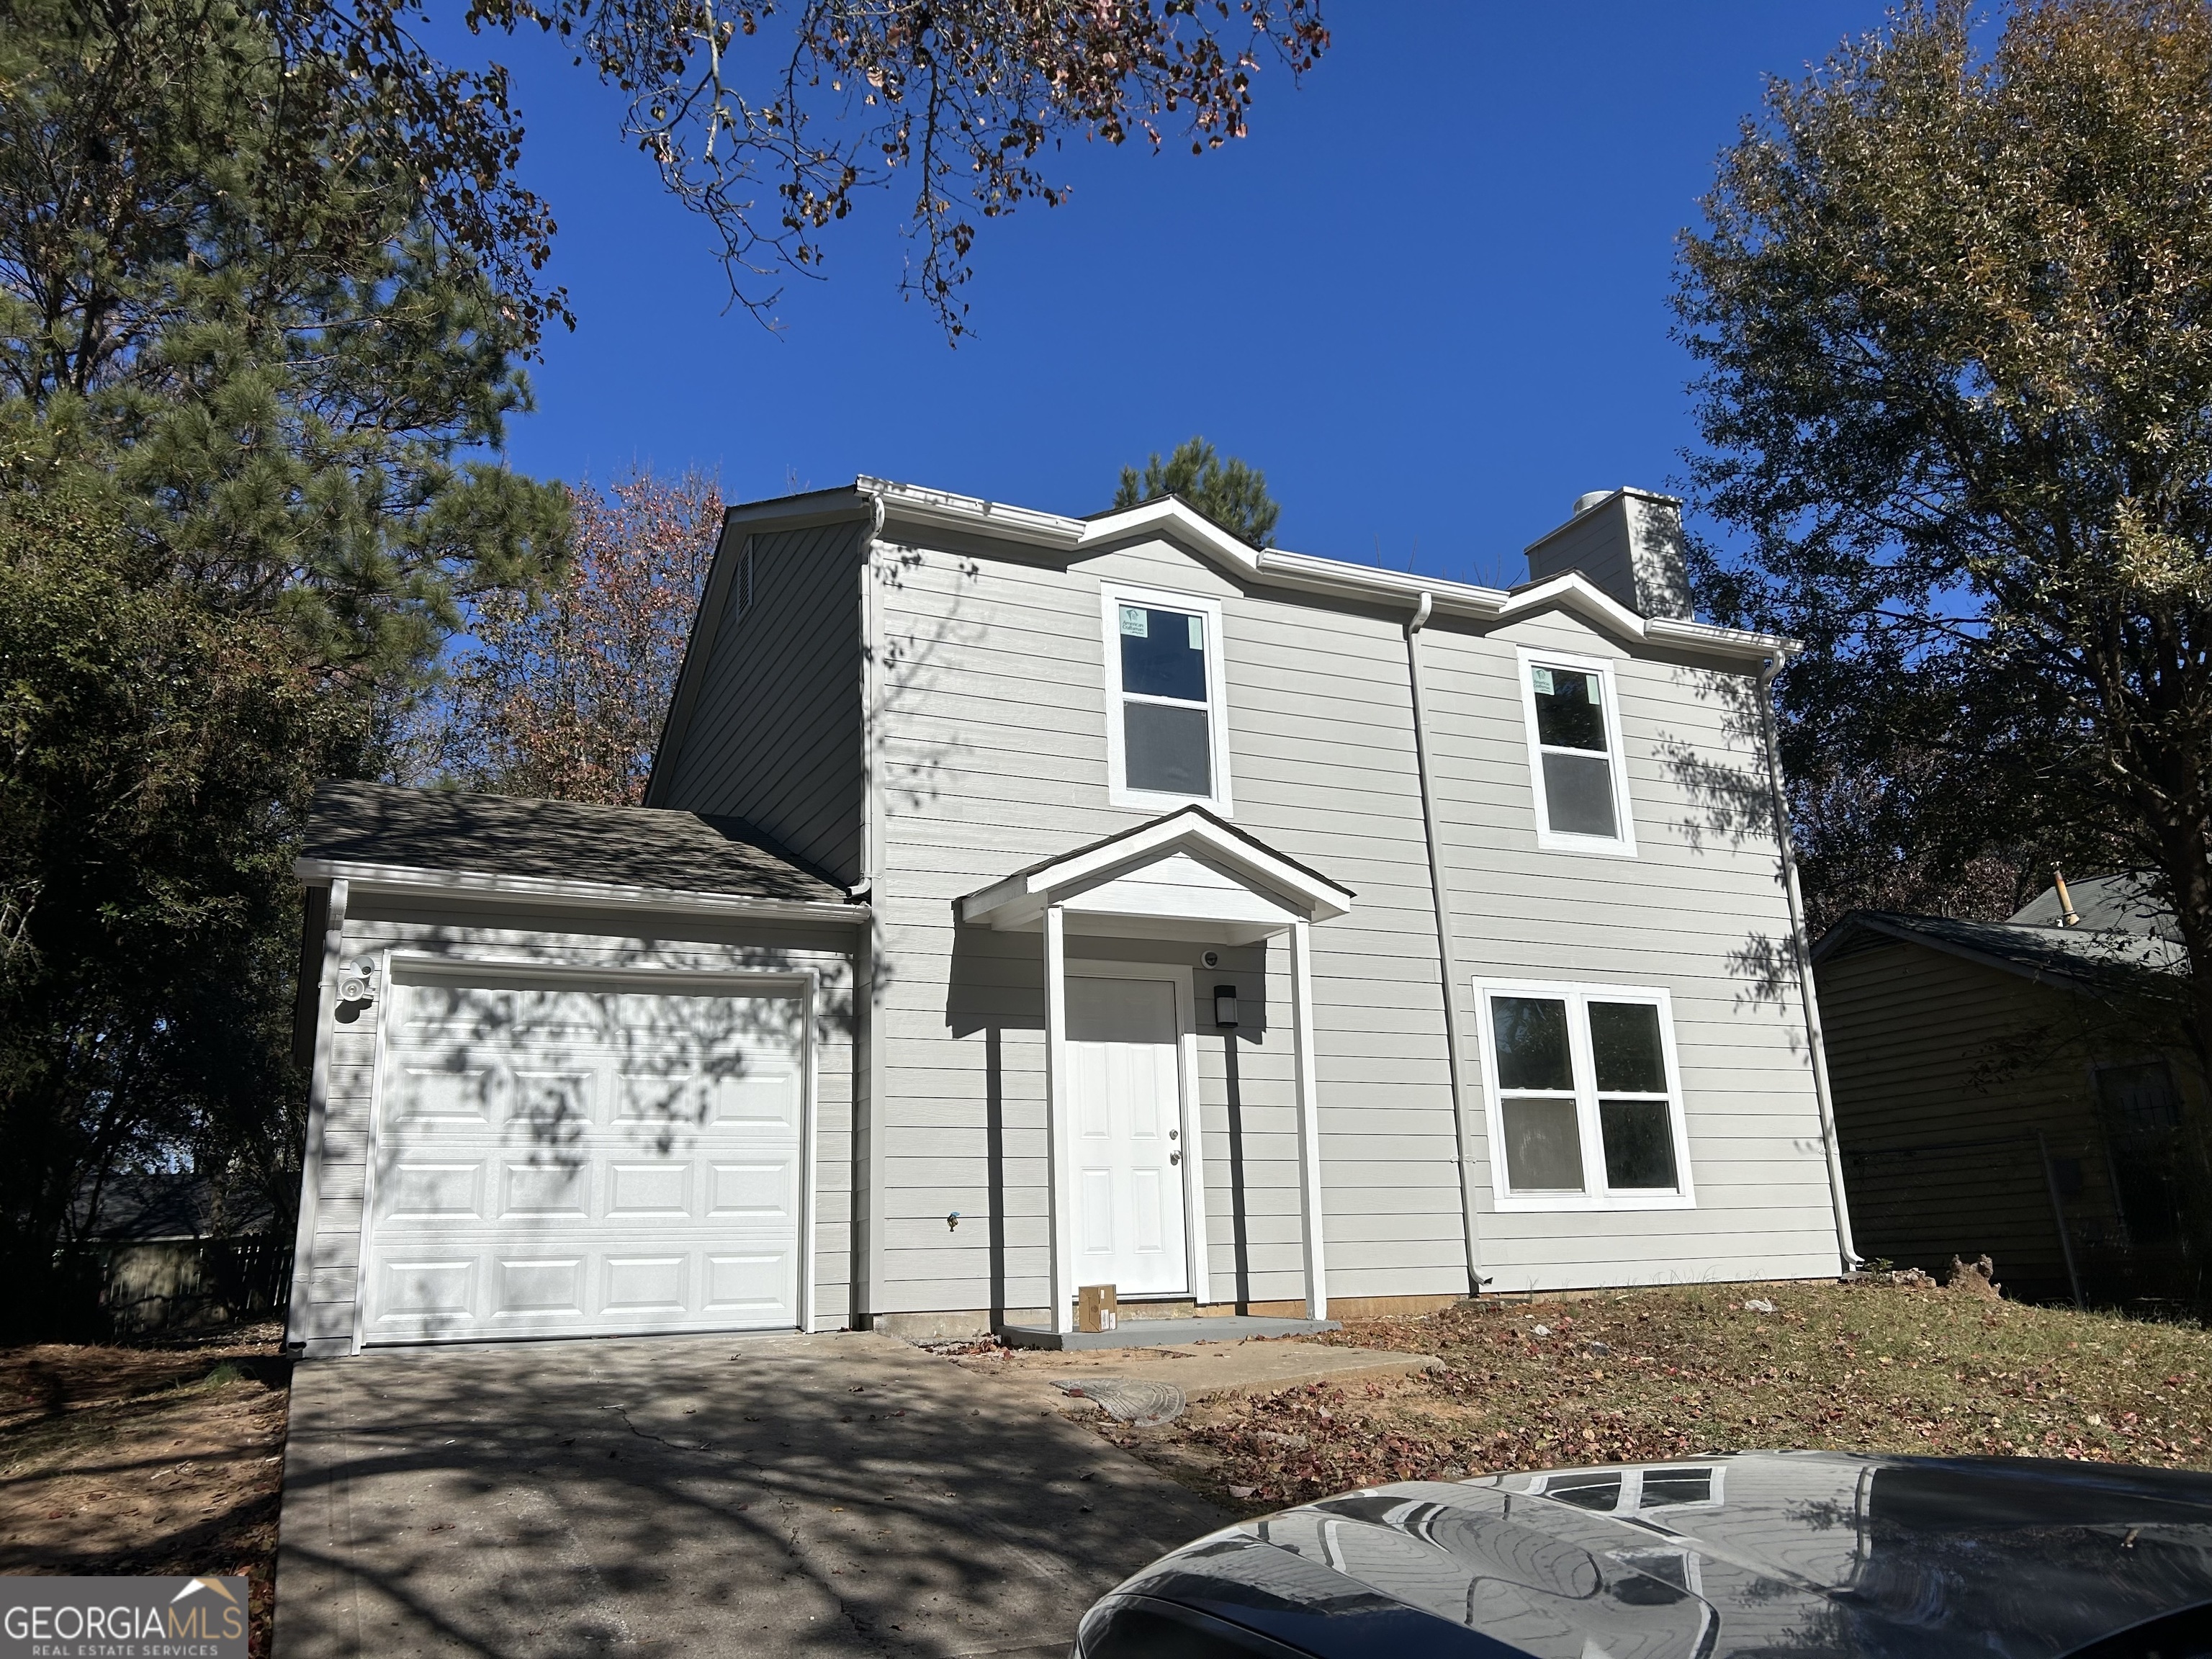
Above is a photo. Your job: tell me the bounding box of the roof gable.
[961,805,1353,938]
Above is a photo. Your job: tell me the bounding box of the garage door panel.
[501,1161,590,1219]
[606,1161,691,1218]
[705,1252,791,1318]
[710,1070,799,1131]
[363,978,804,1345]
[390,1064,498,1126]
[496,1256,587,1318]
[378,1257,476,1323]
[380,1161,487,1223]
[709,1161,794,1218]
[603,1255,688,1314]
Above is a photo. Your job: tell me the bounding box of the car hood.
[1102,1452,2212,1658]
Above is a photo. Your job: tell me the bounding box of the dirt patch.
[0,1323,289,1659]
[1084,1282,2212,1516]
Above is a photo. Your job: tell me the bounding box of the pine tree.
[1114,437,1282,548]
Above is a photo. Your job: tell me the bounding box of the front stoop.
[995,1315,1340,1350]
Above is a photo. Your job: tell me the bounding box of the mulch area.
[0,1322,291,1659]
[1084,1280,2212,1516]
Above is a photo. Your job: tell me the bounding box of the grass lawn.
[0,1323,290,1659]
[1091,1282,2212,1515]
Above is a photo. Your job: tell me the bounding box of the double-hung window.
[1518,648,1634,854]
[1101,585,1231,812]
[1475,981,1692,1210]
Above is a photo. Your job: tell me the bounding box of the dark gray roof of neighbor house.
[2008,871,2180,940]
[73,1174,277,1241]
[303,781,848,904]
[1813,907,2186,989]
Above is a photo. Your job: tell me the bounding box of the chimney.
[1522,487,1692,620]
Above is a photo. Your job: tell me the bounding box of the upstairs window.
[1519,649,1634,855]
[1102,585,1231,812]
[1476,981,1692,1211]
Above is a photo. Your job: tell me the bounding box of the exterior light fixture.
[336,958,378,1004]
[1213,984,1239,1029]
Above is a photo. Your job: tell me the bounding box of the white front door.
[361,974,806,1345]
[1067,975,1189,1297]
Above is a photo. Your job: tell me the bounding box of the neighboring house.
[1817,875,2204,1308]
[69,1174,287,1334]
[284,480,1856,1356]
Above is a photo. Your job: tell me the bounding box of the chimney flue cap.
[1573,490,1615,516]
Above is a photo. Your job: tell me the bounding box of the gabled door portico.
[961,808,1355,1336]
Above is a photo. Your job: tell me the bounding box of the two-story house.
[282,480,1856,1354]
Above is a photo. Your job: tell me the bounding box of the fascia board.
[1078,499,1264,575]
[1647,615,1800,660]
[858,475,1087,549]
[1256,549,1509,617]
[719,493,873,535]
[295,858,871,926]
[1496,572,1650,638]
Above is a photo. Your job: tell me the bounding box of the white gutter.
[294,858,871,926]
[1403,593,1487,1296]
[855,475,1087,549]
[1755,656,1861,1272]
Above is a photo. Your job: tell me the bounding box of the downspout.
[855,487,889,1328]
[1406,594,1488,1297]
[1757,656,1861,1270]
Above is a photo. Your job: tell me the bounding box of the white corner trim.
[294,858,871,925]
[1514,644,1639,860]
[1100,581,1234,818]
[284,876,349,1350]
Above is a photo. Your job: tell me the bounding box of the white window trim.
[1516,645,1636,857]
[1473,978,1694,1213]
[1100,582,1233,816]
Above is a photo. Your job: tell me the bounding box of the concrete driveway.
[274,1331,1228,1659]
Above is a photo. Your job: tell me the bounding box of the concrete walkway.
[274,1331,1228,1659]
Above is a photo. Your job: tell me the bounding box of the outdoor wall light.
[1213,984,1239,1029]
[336,958,377,1004]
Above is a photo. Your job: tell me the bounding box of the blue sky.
[484,4,1876,590]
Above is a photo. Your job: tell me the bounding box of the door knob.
[1169,1151,1182,1166]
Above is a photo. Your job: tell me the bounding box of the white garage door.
[361,971,806,1345]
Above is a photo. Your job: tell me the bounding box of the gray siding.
[656,519,867,884]
[863,526,1841,1318]
[289,896,858,1347]
[1420,608,1843,1290]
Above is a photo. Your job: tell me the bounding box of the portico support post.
[1289,919,1328,1320]
[1044,903,1075,1335]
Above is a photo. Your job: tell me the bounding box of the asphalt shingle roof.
[1815,907,2185,988]
[303,781,848,904]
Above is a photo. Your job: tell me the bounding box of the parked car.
[1073,1452,2212,1658]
